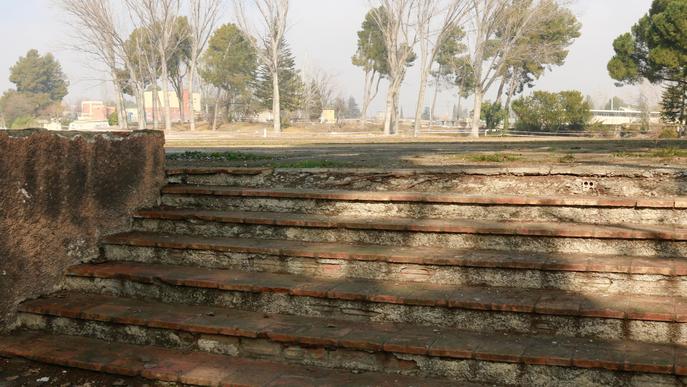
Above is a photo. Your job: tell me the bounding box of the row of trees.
[60,0,360,133]
[58,0,580,137]
[352,0,581,136]
[61,0,225,132]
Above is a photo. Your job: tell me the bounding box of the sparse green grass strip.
[167,151,271,162]
[612,147,687,159]
[649,147,687,158]
[467,153,521,163]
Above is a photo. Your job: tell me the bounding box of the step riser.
[104,245,687,297]
[63,277,687,346]
[133,219,687,258]
[18,313,684,386]
[166,172,687,198]
[160,195,687,226]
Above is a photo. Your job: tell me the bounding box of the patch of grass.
[649,147,687,158]
[558,154,577,163]
[272,160,350,169]
[466,153,521,163]
[612,151,633,158]
[612,147,687,159]
[167,151,271,162]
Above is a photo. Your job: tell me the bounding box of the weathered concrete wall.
[0,129,165,331]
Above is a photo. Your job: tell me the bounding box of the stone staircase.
[3,167,687,386]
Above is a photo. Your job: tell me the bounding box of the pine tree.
[347,97,361,119]
[255,41,302,113]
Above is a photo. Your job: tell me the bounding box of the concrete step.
[160,185,687,225]
[64,262,687,345]
[0,331,454,386]
[164,166,687,198]
[133,208,687,257]
[103,231,687,296]
[16,293,687,385]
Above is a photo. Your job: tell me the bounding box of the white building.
[591,108,661,126]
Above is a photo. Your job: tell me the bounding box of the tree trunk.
[383,86,395,135]
[152,85,159,130]
[137,85,146,130]
[471,87,483,138]
[108,65,127,130]
[212,88,221,131]
[502,75,517,132]
[429,81,439,131]
[272,60,282,134]
[495,75,507,105]
[178,75,186,124]
[361,69,371,130]
[160,62,173,132]
[413,53,430,137]
[189,63,197,131]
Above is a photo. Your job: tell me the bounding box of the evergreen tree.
[9,49,69,101]
[347,97,361,119]
[421,107,430,121]
[661,83,687,127]
[608,0,687,130]
[255,41,302,113]
[0,49,69,127]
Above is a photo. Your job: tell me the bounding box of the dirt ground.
[166,136,687,171]
[0,357,175,387]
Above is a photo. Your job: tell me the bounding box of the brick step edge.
[0,332,453,386]
[161,184,687,210]
[103,231,685,276]
[134,208,687,241]
[19,293,687,375]
[163,166,686,178]
[66,262,687,323]
[166,167,272,176]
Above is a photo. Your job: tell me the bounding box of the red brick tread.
[166,167,272,176]
[162,184,687,209]
[67,262,687,322]
[135,208,687,241]
[18,293,687,375]
[0,332,454,386]
[104,231,685,276]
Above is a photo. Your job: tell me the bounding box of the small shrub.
[658,127,678,139]
[558,154,577,163]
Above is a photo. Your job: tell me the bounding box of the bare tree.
[412,0,470,136]
[126,0,181,132]
[59,0,130,129]
[467,0,560,137]
[188,0,221,131]
[235,0,289,134]
[371,0,419,135]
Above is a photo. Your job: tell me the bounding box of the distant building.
[69,100,113,130]
[591,108,661,126]
[42,120,62,131]
[143,90,201,123]
[80,101,113,122]
[320,109,336,124]
[253,110,274,123]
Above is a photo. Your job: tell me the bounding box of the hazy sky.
[0,0,657,116]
